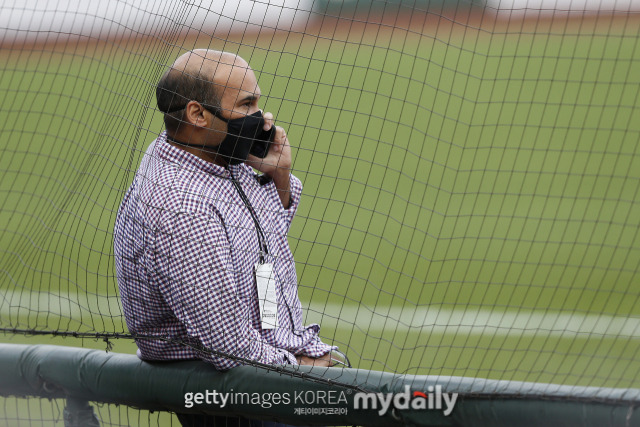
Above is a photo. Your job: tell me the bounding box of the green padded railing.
[0,344,638,426]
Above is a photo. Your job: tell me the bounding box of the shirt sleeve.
[295,326,338,358]
[150,209,298,370]
[262,172,302,231]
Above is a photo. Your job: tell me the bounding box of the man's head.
[156,50,264,164]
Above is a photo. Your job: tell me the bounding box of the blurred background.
[1,0,638,43]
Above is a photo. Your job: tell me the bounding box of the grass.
[0,20,639,411]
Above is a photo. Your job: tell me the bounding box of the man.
[114,50,344,374]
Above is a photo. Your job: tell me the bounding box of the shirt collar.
[155,131,232,179]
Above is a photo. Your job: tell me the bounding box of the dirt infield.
[2,8,638,54]
[305,9,640,38]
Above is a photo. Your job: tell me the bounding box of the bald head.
[172,49,247,80]
[156,49,252,132]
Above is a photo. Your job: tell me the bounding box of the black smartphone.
[249,124,276,158]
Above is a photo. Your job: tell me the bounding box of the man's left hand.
[296,353,333,367]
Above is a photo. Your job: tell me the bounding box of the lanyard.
[231,171,301,335]
[230,173,269,264]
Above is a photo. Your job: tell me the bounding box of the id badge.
[255,262,278,330]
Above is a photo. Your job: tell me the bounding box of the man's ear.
[184,101,209,128]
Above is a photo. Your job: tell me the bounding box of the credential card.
[255,262,278,330]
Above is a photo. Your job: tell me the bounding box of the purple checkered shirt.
[114,132,335,370]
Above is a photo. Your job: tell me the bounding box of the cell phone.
[249,124,276,158]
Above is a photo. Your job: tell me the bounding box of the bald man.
[114,50,345,379]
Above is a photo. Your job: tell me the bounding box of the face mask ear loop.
[210,107,229,123]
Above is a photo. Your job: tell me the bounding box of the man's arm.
[152,210,296,370]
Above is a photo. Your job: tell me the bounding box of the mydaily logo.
[353,385,458,416]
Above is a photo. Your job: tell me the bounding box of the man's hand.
[296,353,333,367]
[246,111,293,208]
[247,111,291,177]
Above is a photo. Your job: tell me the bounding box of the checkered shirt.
[113,132,335,370]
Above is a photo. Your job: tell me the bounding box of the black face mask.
[164,105,275,166]
[212,109,275,165]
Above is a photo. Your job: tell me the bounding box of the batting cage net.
[0,0,639,425]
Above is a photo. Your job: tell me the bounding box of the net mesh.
[1,396,178,426]
[0,0,639,409]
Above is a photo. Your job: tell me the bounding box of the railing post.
[64,397,100,427]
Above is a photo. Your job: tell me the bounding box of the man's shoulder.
[125,138,225,222]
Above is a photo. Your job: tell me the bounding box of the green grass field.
[1,21,639,422]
